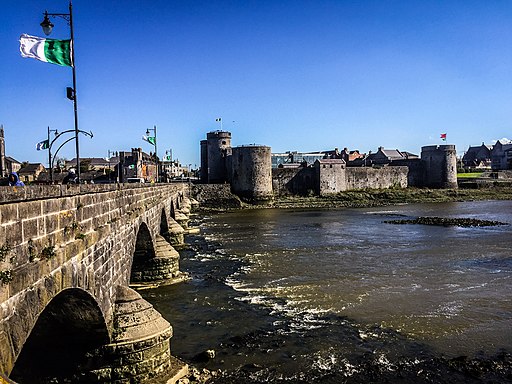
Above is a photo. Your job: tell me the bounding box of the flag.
[216,118,222,122]
[440,133,447,141]
[36,139,49,151]
[142,135,156,145]
[19,34,72,67]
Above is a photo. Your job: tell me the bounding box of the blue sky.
[1,0,511,167]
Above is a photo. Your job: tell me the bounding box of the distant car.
[127,177,145,183]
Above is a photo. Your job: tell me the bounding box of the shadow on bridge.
[10,288,109,383]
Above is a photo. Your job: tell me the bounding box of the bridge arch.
[10,288,109,383]
[170,200,176,220]
[130,222,155,283]
[160,208,169,236]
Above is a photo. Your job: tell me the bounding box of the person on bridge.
[8,172,24,186]
[62,169,78,184]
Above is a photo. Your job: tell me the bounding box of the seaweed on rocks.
[384,216,508,227]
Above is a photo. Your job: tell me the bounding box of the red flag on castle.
[440,133,447,141]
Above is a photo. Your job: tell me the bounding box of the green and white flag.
[19,34,73,67]
[36,139,49,151]
[142,135,156,145]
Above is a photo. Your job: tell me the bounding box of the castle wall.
[272,165,409,196]
[231,146,273,202]
[392,159,424,187]
[272,167,315,195]
[345,166,408,190]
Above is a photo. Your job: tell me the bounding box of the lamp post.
[105,150,116,182]
[47,126,58,182]
[165,149,173,182]
[145,125,158,182]
[40,1,81,183]
[48,129,93,176]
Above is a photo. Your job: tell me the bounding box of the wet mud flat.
[141,233,512,384]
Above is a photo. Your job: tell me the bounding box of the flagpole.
[39,1,80,182]
[154,125,158,183]
[68,0,81,183]
[47,126,52,183]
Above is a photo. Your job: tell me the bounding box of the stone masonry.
[0,183,191,382]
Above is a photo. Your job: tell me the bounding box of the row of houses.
[462,140,512,170]
[271,146,419,168]
[1,147,189,184]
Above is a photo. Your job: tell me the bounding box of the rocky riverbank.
[271,187,512,209]
[193,186,512,211]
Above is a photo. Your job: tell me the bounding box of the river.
[141,200,512,383]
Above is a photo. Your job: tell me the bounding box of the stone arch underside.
[160,208,169,236]
[170,200,176,220]
[10,288,109,383]
[130,222,156,283]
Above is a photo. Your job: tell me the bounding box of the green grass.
[457,172,484,178]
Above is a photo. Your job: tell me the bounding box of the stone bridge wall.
[0,183,188,378]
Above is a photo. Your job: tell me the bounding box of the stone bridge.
[0,183,195,383]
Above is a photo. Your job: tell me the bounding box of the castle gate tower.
[206,131,232,183]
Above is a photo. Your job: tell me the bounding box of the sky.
[1,0,512,168]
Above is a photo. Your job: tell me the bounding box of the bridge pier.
[131,235,184,283]
[162,217,186,248]
[83,286,187,383]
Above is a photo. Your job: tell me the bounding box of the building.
[4,156,22,175]
[161,159,186,180]
[491,140,512,171]
[117,148,158,183]
[271,150,345,168]
[0,126,22,177]
[66,157,119,172]
[365,147,419,166]
[18,163,46,183]
[462,143,492,168]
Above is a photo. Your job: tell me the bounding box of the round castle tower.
[200,140,208,183]
[421,145,457,188]
[206,131,232,183]
[231,145,273,202]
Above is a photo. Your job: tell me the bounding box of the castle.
[200,131,457,202]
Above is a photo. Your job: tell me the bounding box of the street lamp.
[145,125,158,182]
[48,129,93,180]
[40,1,81,183]
[165,149,173,182]
[47,127,58,182]
[106,150,117,183]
